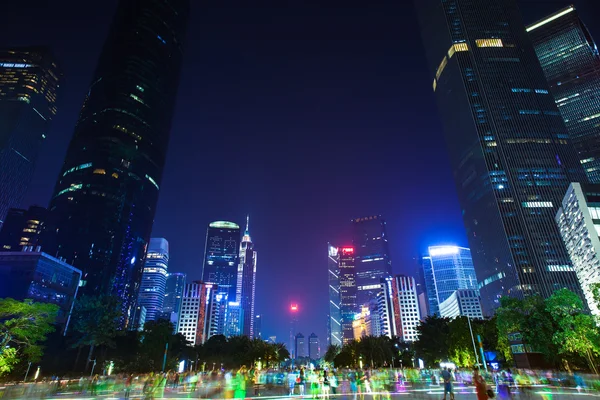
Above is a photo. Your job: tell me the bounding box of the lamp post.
[466,316,480,366]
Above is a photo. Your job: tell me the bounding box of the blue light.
[131,256,136,265]
[157,35,166,44]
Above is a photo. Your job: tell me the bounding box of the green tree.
[546,289,600,374]
[324,344,341,363]
[414,315,451,367]
[0,298,59,376]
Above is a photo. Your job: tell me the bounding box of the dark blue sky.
[2,0,597,347]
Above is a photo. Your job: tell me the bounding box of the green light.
[209,221,240,229]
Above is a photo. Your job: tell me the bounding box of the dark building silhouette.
[0,48,60,225]
[0,205,47,252]
[415,0,588,313]
[45,0,190,326]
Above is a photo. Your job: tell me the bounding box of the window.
[522,201,553,208]
[93,169,106,175]
[476,39,503,48]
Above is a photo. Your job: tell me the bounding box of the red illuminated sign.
[342,247,354,253]
[290,304,298,312]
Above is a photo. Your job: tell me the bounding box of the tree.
[414,315,451,367]
[546,289,600,374]
[0,298,59,376]
[70,294,122,371]
[324,344,341,363]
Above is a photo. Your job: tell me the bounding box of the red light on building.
[290,304,298,312]
[342,247,354,253]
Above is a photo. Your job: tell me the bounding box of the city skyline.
[3,0,600,344]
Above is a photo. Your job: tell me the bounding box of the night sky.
[2,0,599,348]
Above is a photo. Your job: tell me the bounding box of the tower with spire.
[238,215,258,337]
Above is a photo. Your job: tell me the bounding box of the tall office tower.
[162,272,186,323]
[0,206,47,252]
[254,314,262,339]
[428,246,478,306]
[338,246,357,344]
[309,333,320,360]
[237,216,257,337]
[528,7,600,183]
[202,221,240,301]
[415,0,588,312]
[378,279,399,339]
[327,244,343,347]
[556,182,600,316]
[45,0,190,326]
[421,255,439,316]
[225,301,242,337]
[137,238,169,322]
[295,333,306,358]
[352,216,392,307]
[0,48,61,226]
[439,289,484,319]
[394,275,421,342]
[177,281,213,346]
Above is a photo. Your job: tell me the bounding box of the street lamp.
[466,316,480,366]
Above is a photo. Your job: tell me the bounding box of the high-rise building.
[137,238,169,322]
[528,7,600,184]
[428,246,478,306]
[421,255,439,316]
[309,333,320,360]
[162,272,186,324]
[45,0,190,327]
[439,289,484,319]
[0,206,47,252]
[295,333,306,358]
[352,216,392,307]
[202,221,240,302]
[378,279,399,339]
[237,216,257,337]
[327,244,343,347]
[338,246,357,344]
[394,275,421,342]
[0,250,81,329]
[0,48,61,226]
[130,305,146,332]
[352,306,370,340]
[225,301,242,337]
[254,314,262,339]
[177,281,211,346]
[556,182,600,316]
[415,0,588,313]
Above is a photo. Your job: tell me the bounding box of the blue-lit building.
[0,48,61,226]
[421,255,439,316]
[415,0,588,313]
[327,244,343,347]
[163,272,186,321]
[237,216,257,337]
[528,7,600,183]
[352,215,392,307]
[428,246,478,305]
[202,221,240,301]
[137,238,169,322]
[338,246,357,344]
[0,251,81,328]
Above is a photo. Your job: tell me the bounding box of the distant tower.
[137,238,169,322]
[295,333,306,358]
[238,215,257,337]
[327,244,343,347]
[338,247,357,344]
[428,246,478,305]
[309,333,320,359]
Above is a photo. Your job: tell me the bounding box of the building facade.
[428,246,478,305]
[439,289,484,319]
[352,216,392,307]
[339,246,357,344]
[421,255,439,316]
[137,238,169,322]
[556,182,600,316]
[0,48,61,226]
[309,333,320,360]
[394,275,421,342]
[0,251,81,328]
[0,206,47,252]
[44,0,190,327]
[176,281,218,346]
[162,272,186,324]
[528,7,600,184]
[254,314,262,339]
[415,0,588,313]
[295,333,306,358]
[327,244,343,347]
[378,279,399,339]
[202,221,240,302]
[237,216,257,337]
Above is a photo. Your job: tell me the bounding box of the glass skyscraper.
[327,244,343,347]
[137,238,169,322]
[163,272,186,319]
[528,6,600,184]
[0,47,60,226]
[420,255,439,316]
[44,0,189,326]
[338,246,357,344]
[352,215,392,307]
[237,217,257,337]
[202,221,241,301]
[428,246,478,305]
[415,0,588,312]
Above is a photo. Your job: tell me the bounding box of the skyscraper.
[0,205,47,252]
[162,272,186,324]
[137,238,169,322]
[309,333,320,360]
[415,0,588,312]
[379,275,421,342]
[177,281,213,346]
[237,216,257,337]
[338,246,357,344]
[327,244,343,347]
[439,289,484,319]
[295,333,306,358]
[352,215,392,307]
[528,7,600,183]
[420,255,439,316]
[254,314,262,339]
[45,0,190,326]
[202,221,241,302]
[0,47,61,226]
[428,246,478,305]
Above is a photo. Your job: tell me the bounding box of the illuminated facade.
[177,281,210,346]
[439,289,484,319]
[237,216,257,337]
[339,246,357,344]
[202,221,240,301]
[378,278,399,339]
[556,183,600,316]
[295,333,306,358]
[415,0,587,313]
[380,275,421,342]
[309,332,320,359]
[0,48,60,225]
[162,272,186,325]
[137,238,169,322]
[528,7,600,184]
[0,206,47,252]
[352,215,392,307]
[327,244,343,347]
[45,0,190,327]
[428,246,478,305]
[421,255,439,316]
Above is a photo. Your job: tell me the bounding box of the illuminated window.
[112,172,119,179]
[145,174,160,190]
[476,39,504,48]
[2,245,11,250]
[453,43,469,52]
[436,56,448,80]
[522,201,553,208]
[130,94,146,105]
[136,85,145,92]
[93,169,106,175]
[433,79,437,92]
[63,162,92,176]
